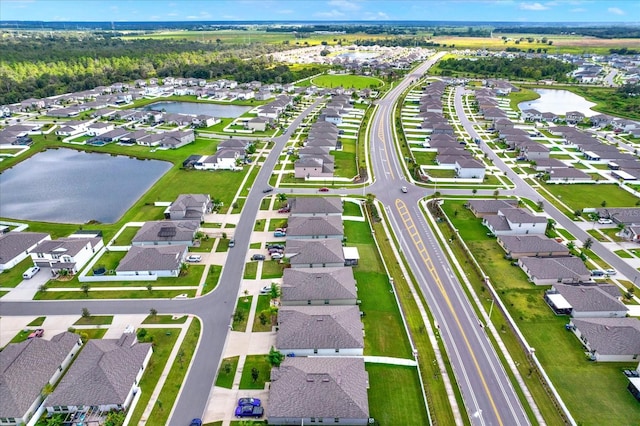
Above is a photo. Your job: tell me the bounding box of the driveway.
[2,266,52,301]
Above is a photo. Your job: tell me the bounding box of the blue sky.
[1,1,639,23]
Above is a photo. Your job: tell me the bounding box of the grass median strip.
[215,356,239,389]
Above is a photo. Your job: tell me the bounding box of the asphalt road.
[365,56,531,426]
[453,86,640,288]
[0,98,324,426]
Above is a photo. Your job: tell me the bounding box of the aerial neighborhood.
[1,10,640,426]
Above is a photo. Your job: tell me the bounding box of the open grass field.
[311,74,383,90]
[367,364,429,426]
[543,183,639,211]
[440,199,640,425]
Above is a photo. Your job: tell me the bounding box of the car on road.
[318,187,330,192]
[22,266,40,279]
[228,239,235,248]
[598,218,613,224]
[185,255,202,263]
[189,419,202,426]
[251,254,266,261]
[605,268,616,275]
[28,329,44,339]
[238,397,261,407]
[235,405,264,419]
[401,186,408,193]
[262,188,273,193]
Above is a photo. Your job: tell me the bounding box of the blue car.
[235,404,264,418]
[238,397,261,407]
[189,419,202,426]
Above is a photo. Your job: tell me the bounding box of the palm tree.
[583,237,593,250]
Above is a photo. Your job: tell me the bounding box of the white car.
[401,186,408,193]
[260,285,272,295]
[271,253,284,260]
[598,218,613,224]
[22,266,40,279]
[185,255,202,263]
[605,268,616,275]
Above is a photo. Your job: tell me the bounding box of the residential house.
[294,157,334,179]
[596,208,640,225]
[521,109,543,122]
[86,122,115,136]
[280,267,358,306]
[286,216,344,240]
[547,167,592,183]
[116,245,188,277]
[545,283,628,317]
[565,111,586,124]
[620,225,640,242]
[454,158,486,179]
[569,317,640,362]
[532,158,568,171]
[289,198,342,217]
[158,130,195,149]
[0,332,82,426]
[519,257,591,285]
[164,194,212,222]
[498,235,570,259]
[467,199,519,218]
[246,116,271,132]
[483,208,547,236]
[276,305,364,356]
[590,114,614,127]
[522,143,550,161]
[131,220,199,246]
[30,236,103,275]
[0,232,50,271]
[267,357,369,425]
[194,150,244,171]
[285,239,345,268]
[45,334,152,415]
[55,120,89,137]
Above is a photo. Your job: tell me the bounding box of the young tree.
[149,308,158,319]
[81,283,90,296]
[251,367,259,383]
[268,346,285,367]
[81,307,91,318]
[583,237,593,250]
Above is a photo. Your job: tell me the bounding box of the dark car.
[189,419,202,426]
[318,187,330,192]
[262,188,273,193]
[235,405,264,418]
[238,397,261,407]
[267,244,284,250]
[251,254,266,261]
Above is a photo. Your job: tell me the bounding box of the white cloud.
[520,2,549,10]
[363,11,390,20]
[608,7,624,15]
[327,0,361,11]
[314,9,346,18]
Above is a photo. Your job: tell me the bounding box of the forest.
[0,35,322,104]
[436,57,576,81]
[494,26,640,39]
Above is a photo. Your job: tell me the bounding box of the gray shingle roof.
[571,318,640,356]
[521,257,590,282]
[484,215,511,231]
[289,197,342,216]
[498,235,569,255]
[281,267,357,302]
[33,237,98,257]
[285,239,345,266]
[268,357,369,419]
[552,283,628,313]
[47,334,152,407]
[277,305,363,350]
[286,216,343,238]
[499,208,547,225]
[0,232,49,265]
[0,332,80,418]
[116,245,186,272]
[468,199,518,214]
[132,220,199,244]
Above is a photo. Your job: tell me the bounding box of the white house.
[86,122,115,136]
[194,148,244,171]
[454,158,486,179]
[30,236,103,274]
[569,317,640,362]
[116,245,187,277]
[0,232,51,271]
[483,208,547,236]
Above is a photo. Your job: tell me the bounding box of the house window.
[335,419,339,423]
[37,253,44,258]
[313,349,318,354]
[324,300,330,305]
[335,348,339,353]
[307,300,312,305]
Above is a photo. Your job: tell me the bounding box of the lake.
[145,101,252,118]
[0,149,172,224]
[518,89,597,117]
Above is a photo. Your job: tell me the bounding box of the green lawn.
[203,265,223,295]
[142,314,188,325]
[239,354,271,389]
[215,356,240,389]
[543,183,639,211]
[112,226,140,245]
[190,236,215,253]
[367,364,429,426]
[232,296,252,332]
[216,238,230,252]
[311,74,383,90]
[73,315,113,326]
[34,289,196,300]
[253,219,266,232]
[614,249,633,259]
[126,329,180,426]
[556,228,576,241]
[268,218,288,231]
[146,318,201,425]
[427,168,457,178]
[243,262,258,280]
[343,200,363,217]
[412,150,437,165]
[89,251,127,274]
[249,242,262,249]
[261,260,284,279]
[600,227,626,242]
[333,139,358,178]
[27,316,46,326]
[252,295,274,332]
[0,257,39,288]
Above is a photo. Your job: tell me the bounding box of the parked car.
[591,269,605,277]
[260,285,273,295]
[605,268,616,275]
[318,187,330,192]
[235,405,264,419]
[274,231,286,237]
[28,329,44,339]
[238,397,261,407]
[228,239,235,248]
[278,207,290,213]
[271,253,284,260]
[267,244,284,250]
[185,255,202,263]
[251,254,266,261]
[22,266,40,279]
[189,419,202,426]
[598,218,613,224]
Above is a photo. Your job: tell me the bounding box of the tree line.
[0,35,322,104]
[436,57,576,81]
